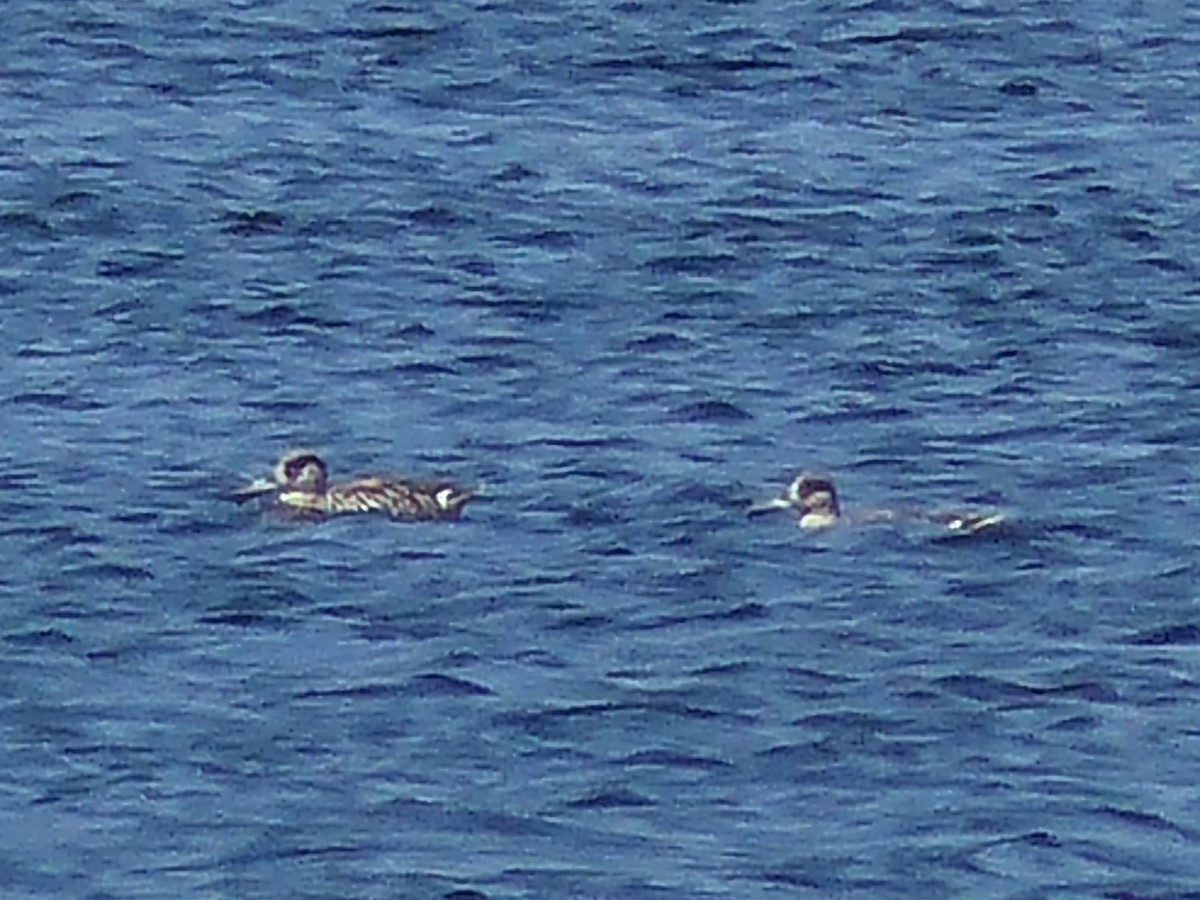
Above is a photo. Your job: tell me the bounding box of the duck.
[748,473,1002,533]
[227,450,476,521]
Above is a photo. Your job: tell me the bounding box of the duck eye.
[286,457,317,479]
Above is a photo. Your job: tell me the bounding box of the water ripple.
[2,1,1199,897]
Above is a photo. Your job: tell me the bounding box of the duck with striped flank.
[228,450,476,522]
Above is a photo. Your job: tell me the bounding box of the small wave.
[935,674,1118,703]
[404,673,492,697]
[642,252,741,276]
[294,681,405,701]
[220,209,285,235]
[1125,623,1200,646]
[11,392,107,412]
[566,788,654,809]
[670,399,752,423]
[619,749,732,770]
[237,303,347,330]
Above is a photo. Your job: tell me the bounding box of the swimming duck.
[228,450,476,521]
[748,473,1002,533]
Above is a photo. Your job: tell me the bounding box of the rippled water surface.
[3,2,1200,898]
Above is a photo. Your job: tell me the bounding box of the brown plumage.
[228,450,476,521]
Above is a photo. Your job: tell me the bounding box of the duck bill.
[225,477,278,504]
[746,496,795,517]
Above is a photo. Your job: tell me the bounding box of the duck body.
[229,450,475,522]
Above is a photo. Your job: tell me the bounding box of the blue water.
[3,1,1200,897]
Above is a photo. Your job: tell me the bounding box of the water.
[2,1,1200,897]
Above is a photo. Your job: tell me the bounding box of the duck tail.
[434,484,479,518]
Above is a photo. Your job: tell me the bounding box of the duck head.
[748,473,841,528]
[227,450,329,503]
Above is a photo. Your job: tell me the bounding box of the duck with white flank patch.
[748,473,1003,534]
